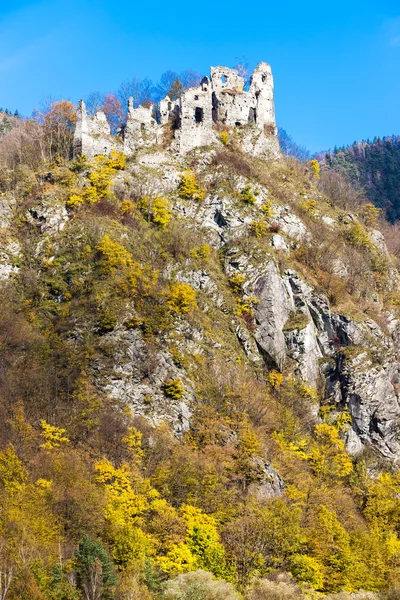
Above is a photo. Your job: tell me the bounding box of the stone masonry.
[73,62,278,159]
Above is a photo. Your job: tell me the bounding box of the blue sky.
[1,0,400,152]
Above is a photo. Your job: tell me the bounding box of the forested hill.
[320,136,400,222]
[3,101,400,598]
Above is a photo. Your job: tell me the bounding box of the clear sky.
[1,0,400,152]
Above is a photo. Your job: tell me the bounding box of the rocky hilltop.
[1,64,400,598]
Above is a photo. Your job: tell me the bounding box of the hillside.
[320,136,400,222]
[1,91,400,599]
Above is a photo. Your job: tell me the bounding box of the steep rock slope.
[2,129,400,595]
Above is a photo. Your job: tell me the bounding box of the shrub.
[96,234,133,271]
[139,196,172,228]
[240,185,257,204]
[120,199,136,215]
[245,577,305,600]
[190,243,211,260]
[300,197,317,215]
[268,370,283,389]
[360,202,381,228]
[71,153,90,172]
[108,149,126,170]
[260,200,273,219]
[310,159,320,178]
[229,272,245,293]
[219,131,230,146]
[342,221,371,248]
[163,379,184,400]
[162,569,239,600]
[179,170,205,200]
[166,282,197,314]
[67,193,84,208]
[251,219,268,238]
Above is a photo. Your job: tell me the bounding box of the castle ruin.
[73,62,278,159]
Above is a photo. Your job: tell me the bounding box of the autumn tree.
[101,93,125,134]
[40,100,77,160]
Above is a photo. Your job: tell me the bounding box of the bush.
[162,569,239,600]
[179,170,205,200]
[219,131,230,146]
[310,159,320,178]
[251,219,268,238]
[139,196,172,228]
[166,282,197,314]
[163,379,184,400]
[240,185,257,204]
[245,576,305,600]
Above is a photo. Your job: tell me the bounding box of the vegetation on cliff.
[0,102,400,599]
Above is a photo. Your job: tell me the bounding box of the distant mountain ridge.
[319,135,400,222]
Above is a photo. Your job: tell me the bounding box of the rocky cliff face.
[2,136,400,471]
[108,145,400,464]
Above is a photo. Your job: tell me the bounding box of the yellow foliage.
[260,200,273,219]
[139,196,172,228]
[218,131,230,146]
[163,378,185,399]
[96,234,133,271]
[360,202,381,228]
[190,243,211,260]
[298,382,318,401]
[123,427,144,466]
[94,458,154,526]
[268,370,283,388]
[310,423,353,478]
[108,149,126,170]
[343,221,372,248]
[250,219,268,237]
[311,159,320,178]
[290,554,324,589]
[40,420,70,450]
[0,445,27,491]
[166,282,197,314]
[152,197,172,228]
[158,542,196,575]
[178,170,205,200]
[300,197,318,215]
[67,193,84,208]
[228,272,245,293]
[234,296,259,316]
[120,199,136,215]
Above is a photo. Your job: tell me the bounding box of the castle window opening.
[168,102,172,110]
[194,95,199,100]
[140,123,145,130]
[248,107,256,123]
[194,107,203,124]
[221,74,227,83]
[235,122,241,127]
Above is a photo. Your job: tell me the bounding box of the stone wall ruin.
[73,62,278,159]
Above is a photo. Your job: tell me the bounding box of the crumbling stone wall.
[73,62,278,159]
[124,98,158,154]
[73,100,117,159]
[210,62,276,133]
[173,76,215,154]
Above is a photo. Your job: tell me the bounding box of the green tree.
[75,536,117,600]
